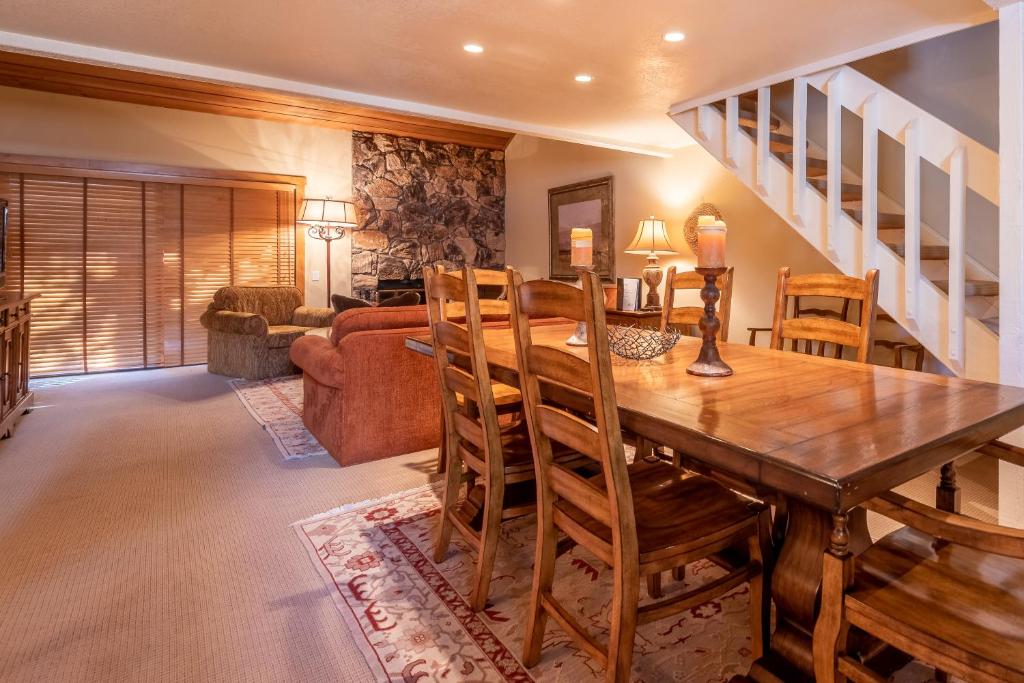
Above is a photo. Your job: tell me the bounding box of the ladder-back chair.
[507,266,771,682]
[813,440,1024,683]
[769,267,879,363]
[424,266,587,611]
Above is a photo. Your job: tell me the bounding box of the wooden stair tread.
[883,242,950,261]
[933,279,1000,297]
[844,209,906,228]
[981,317,1000,334]
[712,100,782,131]
[775,151,827,170]
[807,178,862,201]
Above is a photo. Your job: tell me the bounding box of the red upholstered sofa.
[289,306,440,466]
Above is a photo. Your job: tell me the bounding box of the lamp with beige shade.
[625,216,677,309]
[298,198,358,306]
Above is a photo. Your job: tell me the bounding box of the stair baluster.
[949,146,967,373]
[904,118,921,326]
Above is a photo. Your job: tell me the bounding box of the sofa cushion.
[330,306,430,346]
[378,291,421,307]
[331,294,373,314]
[213,286,302,326]
[267,324,310,349]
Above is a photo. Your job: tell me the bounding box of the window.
[1,155,302,376]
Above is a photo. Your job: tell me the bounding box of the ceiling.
[0,0,995,155]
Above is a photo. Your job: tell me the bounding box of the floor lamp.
[298,198,358,307]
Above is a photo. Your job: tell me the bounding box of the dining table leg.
[747,499,870,683]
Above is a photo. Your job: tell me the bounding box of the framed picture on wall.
[548,176,614,281]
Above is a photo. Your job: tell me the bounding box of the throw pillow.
[378,291,421,307]
[331,294,373,314]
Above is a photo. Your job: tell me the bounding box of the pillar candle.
[570,227,593,267]
[697,220,727,268]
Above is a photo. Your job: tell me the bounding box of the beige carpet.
[0,366,435,683]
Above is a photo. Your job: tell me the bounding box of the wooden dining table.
[405,322,1024,682]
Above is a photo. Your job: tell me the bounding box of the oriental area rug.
[294,484,944,683]
[229,376,326,460]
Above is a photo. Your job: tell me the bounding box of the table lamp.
[625,216,677,308]
[298,198,358,306]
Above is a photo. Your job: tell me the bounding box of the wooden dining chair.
[424,266,588,612]
[507,266,772,682]
[429,265,522,474]
[768,267,879,363]
[813,441,1024,683]
[660,266,733,341]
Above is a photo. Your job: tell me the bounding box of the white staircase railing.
[669,65,1000,381]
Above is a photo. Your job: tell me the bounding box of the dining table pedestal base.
[746,500,871,683]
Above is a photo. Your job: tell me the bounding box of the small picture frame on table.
[616,277,642,312]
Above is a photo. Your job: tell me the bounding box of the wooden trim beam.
[0,49,514,150]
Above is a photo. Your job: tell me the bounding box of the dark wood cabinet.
[0,292,37,437]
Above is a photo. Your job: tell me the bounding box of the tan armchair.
[200,286,336,379]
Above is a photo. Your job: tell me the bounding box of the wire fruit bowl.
[607,325,681,360]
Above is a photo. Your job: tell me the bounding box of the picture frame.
[547,176,614,281]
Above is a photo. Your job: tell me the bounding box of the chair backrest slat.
[527,345,593,394]
[769,267,879,363]
[442,365,479,403]
[548,466,614,527]
[661,266,733,341]
[536,405,602,462]
[508,267,639,566]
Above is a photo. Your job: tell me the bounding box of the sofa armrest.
[292,306,337,329]
[200,307,268,336]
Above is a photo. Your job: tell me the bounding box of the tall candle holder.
[686,267,733,377]
[566,265,590,346]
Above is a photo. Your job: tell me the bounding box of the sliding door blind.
[182,185,231,366]
[1,168,298,376]
[23,175,86,375]
[86,178,145,372]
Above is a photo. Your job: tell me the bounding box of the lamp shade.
[625,216,676,255]
[298,198,358,227]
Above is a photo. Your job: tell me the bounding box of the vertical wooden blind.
[1,161,300,376]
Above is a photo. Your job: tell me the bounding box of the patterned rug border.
[294,484,449,683]
[290,483,441,528]
[229,377,327,460]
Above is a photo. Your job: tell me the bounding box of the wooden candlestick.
[686,267,733,377]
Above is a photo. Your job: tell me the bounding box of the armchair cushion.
[292,306,337,329]
[267,325,310,350]
[200,307,268,336]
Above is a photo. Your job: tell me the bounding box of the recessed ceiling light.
[663,31,686,42]
[574,74,593,83]
[463,43,484,54]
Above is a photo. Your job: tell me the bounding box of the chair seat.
[459,420,590,481]
[455,381,522,412]
[556,460,764,565]
[267,324,310,348]
[848,526,1024,681]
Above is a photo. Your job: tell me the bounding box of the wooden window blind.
[0,156,303,376]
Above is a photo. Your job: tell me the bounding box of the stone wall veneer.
[351,131,506,299]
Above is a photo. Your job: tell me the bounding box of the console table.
[0,292,38,438]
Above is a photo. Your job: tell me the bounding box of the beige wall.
[504,135,835,340]
[0,85,354,304]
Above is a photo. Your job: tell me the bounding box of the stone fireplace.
[350,131,506,301]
